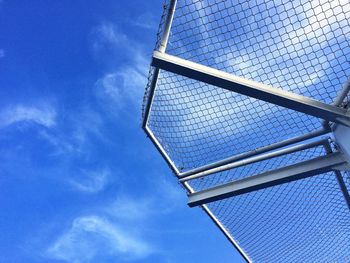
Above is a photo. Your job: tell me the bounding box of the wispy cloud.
[68,107,106,148]
[46,216,154,263]
[90,22,128,52]
[34,177,184,263]
[38,106,106,157]
[0,49,5,58]
[0,104,56,129]
[92,22,149,114]
[68,168,110,193]
[106,178,184,221]
[107,197,156,221]
[95,54,148,110]
[131,13,157,30]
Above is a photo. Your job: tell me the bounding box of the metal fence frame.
[141,1,350,262]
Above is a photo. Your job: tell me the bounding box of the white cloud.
[106,179,184,221]
[91,22,127,51]
[108,197,155,221]
[68,168,110,193]
[93,22,149,112]
[69,107,106,147]
[0,49,5,58]
[0,104,56,129]
[95,72,126,110]
[132,13,157,29]
[43,180,183,262]
[42,174,183,261]
[39,129,75,155]
[38,106,106,157]
[95,60,148,110]
[46,216,154,263]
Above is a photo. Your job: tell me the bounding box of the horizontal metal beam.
[152,51,350,126]
[180,139,330,182]
[188,152,347,207]
[179,127,330,178]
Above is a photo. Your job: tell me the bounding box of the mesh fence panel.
[187,143,350,262]
[206,171,350,262]
[148,70,322,171]
[143,0,350,172]
[142,0,350,262]
[166,0,350,104]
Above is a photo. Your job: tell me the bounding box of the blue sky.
[0,0,246,262]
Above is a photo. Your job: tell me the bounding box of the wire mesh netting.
[207,171,350,262]
[143,0,350,173]
[166,0,350,103]
[147,70,321,172]
[142,0,350,262]
[191,144,350,261]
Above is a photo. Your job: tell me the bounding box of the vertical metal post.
[158,0,177,53]
[142,0,178,128]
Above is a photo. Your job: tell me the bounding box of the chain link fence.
[143,0,350,173]
[142,0,350,262]
[207,170,350,262]
[166,0,350,103]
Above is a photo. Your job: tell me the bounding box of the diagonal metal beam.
[180,139,330,182]
[178,127,330,178]
[152,51,350,126]
[188,152,347,207]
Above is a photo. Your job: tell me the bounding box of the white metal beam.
[152,51,350,127]
[142,0,177,127]
[188,152,347,207]
[178,127,330,178]
[180,139,329,182]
